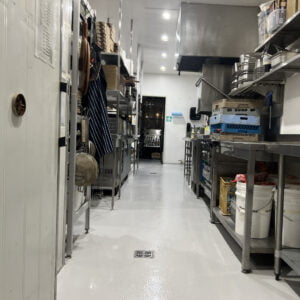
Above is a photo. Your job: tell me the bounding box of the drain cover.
[134,250,155,258]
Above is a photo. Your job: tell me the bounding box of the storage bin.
[210,114,260,126]
[210,123,261,134]
[267,8,286,33]
[258,11,269,44]
[275,185,300,248]
[235,182,274,239]
[219,177,236,216]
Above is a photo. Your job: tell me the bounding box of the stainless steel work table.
[266,143,300,280]
[210,141,276,273]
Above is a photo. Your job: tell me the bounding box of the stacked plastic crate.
[210,99,262,142]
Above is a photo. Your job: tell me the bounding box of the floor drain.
[134,250,155,258]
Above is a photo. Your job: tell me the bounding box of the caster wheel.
[275,274,280,281]
[210,220,216,224]
[242,269,252,274]
[66,255,72,259]
[85,229,89,234]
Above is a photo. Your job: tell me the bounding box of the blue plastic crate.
[210,123,261,134]
[210,114,260,126]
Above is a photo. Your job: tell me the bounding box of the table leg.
[242,150,256,273]
[275,154,285,280]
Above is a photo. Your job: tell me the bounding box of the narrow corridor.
[57,162,298,300]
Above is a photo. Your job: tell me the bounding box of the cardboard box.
[96,22,115,53]
[287,0,298,19]
[108,23,116,42]
[102,65,126,93]
[211,132,260,142]
[219,177,236,216]
[103,65,119,90]
[212,99,263,110]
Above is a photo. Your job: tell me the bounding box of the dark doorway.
[140,96,166,163]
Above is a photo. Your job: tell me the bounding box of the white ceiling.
[91,0,265,75]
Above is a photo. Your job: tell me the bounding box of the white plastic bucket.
[275,185,300,248]
[235,182,274,239]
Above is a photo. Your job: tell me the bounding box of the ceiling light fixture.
[162,11,171,20]
[175,53,179,58]
[160,66,166,72]
[162,52,167,58]
[161,34,169,42]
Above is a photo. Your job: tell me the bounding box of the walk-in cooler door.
[0,1,61,299]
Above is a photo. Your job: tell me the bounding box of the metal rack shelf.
[66,0,93,258]
[255,11,300,54]
[80,0,95,18]
[230,53,300,96]
[220,141,274,161]
[280,249,300,275]
[206,140,275,272]
[107,90,134,117]
[265,142,300,157]
[200,182,212,200]
[213,208,274,253]
[265,142,300,280]
[101,52,130,78]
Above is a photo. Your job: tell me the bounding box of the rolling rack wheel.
[275,274,280,281]
[242,269,252,274]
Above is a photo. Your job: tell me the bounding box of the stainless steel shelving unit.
[225,14,300,274]
[94,77,134,210]
[210,141,275,272]
[266,143,300,280]
[184,138,192,184]
[191,139,202,197]
[192,138,300,273]
[93,0,136,209]
[255,11,300,54]
[66,0,95,258]
[230,53,300,97]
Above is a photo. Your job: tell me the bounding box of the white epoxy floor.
[57,162,299,300]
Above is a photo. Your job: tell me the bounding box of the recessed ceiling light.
[173,67,176,70]
[175,53,179,58]
[162,11,171,20]
[160,66,166,72]
[162,52,167,58]
[161,34,169,42]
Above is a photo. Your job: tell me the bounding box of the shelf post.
[66,0,80,258]
[242,149,256,273]
[210,143,218,223]
[275,154,285,280]
[85,186,91,234]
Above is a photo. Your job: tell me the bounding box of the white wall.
[143,73,199,164]
[281,74,300,134]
